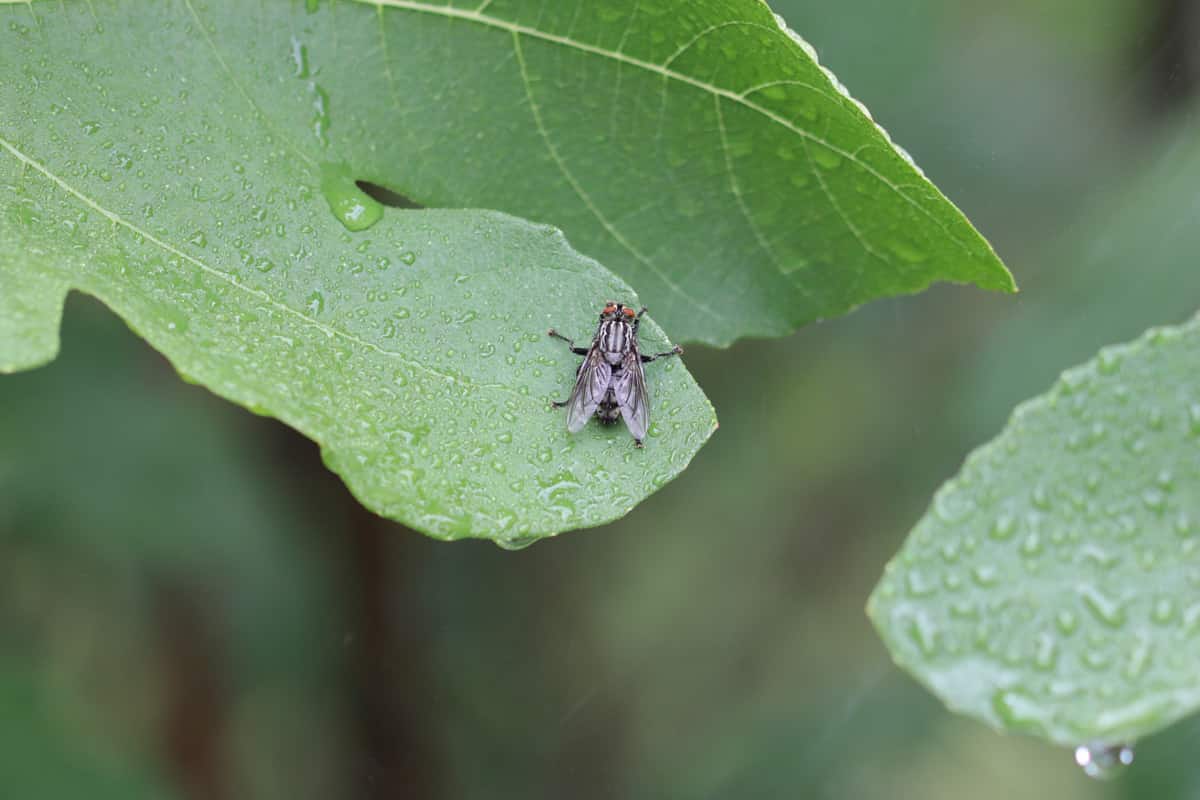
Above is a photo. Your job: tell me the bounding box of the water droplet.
[1123,639,1152,679]
[1074,743,1133,780]
[1033,632,1057,670]
[1055,609,1079,635]
[309,81,330,146]
[905,610,939,656]
[887,238,926,263]
[970,564,999,587]
[320,163,382,232]
[290,35,309,78]
[905,570,936,597]
[1142,487,1167,514]
[1097,349,1122,375]
[400,250,416,265]
[989,513,1017,540]
[1152,596,1177,624]
[1031,484,1051,510]
[307,290,325,315]
[1078,584,1126,628]
[82,120,100,135]
[1080,544,1119,570]
[991,689,1051,733]
[1188,403,1200,436]
[809,144,842,170]
[495,537,537,551]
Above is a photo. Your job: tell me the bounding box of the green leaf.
[1,0,726,545]
[4,0,1011,341]
[1,161,713,545]
[869,315,1200,746]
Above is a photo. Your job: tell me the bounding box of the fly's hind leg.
[548,328,589,356]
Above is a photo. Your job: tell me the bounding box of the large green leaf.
[1,160,713,544]
[0,6,718,547]
[869,315,1200,747]
[3,0,1012,344]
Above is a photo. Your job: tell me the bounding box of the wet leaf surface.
[870,315,1200,746]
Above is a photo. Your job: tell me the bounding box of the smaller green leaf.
[869,313,1200,747]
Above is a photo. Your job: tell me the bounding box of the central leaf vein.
[0,134,521,397]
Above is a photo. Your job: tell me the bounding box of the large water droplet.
[309,81,330,146]
[1074,743,1133,780]
[320,163,382,232]
[290,35,309,78]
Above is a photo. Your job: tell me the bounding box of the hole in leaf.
[356,181,423,210]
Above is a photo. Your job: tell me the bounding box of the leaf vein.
[355,0,978,261]
[510,31,728,325]
[713,95,784,273]
[183,0,318,172]
[0,134,518,397]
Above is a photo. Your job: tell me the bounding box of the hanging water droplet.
[494,536,537,551]
[1074,742,1134,780]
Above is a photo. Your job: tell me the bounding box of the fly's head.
[600,301,640,327]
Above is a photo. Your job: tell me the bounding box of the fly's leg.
[630,308,678,359]
[547,328,589,356]
[641,344,684,363]
[632,306,649,333]
[548,328,586,409]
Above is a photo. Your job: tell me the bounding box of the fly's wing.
[613,348,649,440]
[565,345,612,433]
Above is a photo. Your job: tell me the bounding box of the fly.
[548,301,683,448]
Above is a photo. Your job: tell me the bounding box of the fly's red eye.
[622,307,636,318]
[603,303,617,314]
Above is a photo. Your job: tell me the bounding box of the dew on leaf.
[809,144,842,170]
[290,35,309,78]
[1077,584,1126,628]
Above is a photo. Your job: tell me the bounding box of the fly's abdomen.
[596,390,621,425]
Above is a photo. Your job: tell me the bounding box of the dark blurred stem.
[154,579,229,800]
[270,426,442,798]
[1139,0,1200,116]
[339,506,442,798]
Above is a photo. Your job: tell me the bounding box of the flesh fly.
[548,302,683,447]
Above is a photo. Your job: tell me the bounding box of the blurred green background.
[4,0,1200,797]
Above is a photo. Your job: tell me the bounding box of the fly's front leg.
[641,344,684,363]
[548,328,590,356]
[632,306,649,334]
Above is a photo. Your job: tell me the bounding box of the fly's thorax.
[596,318,634,364]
